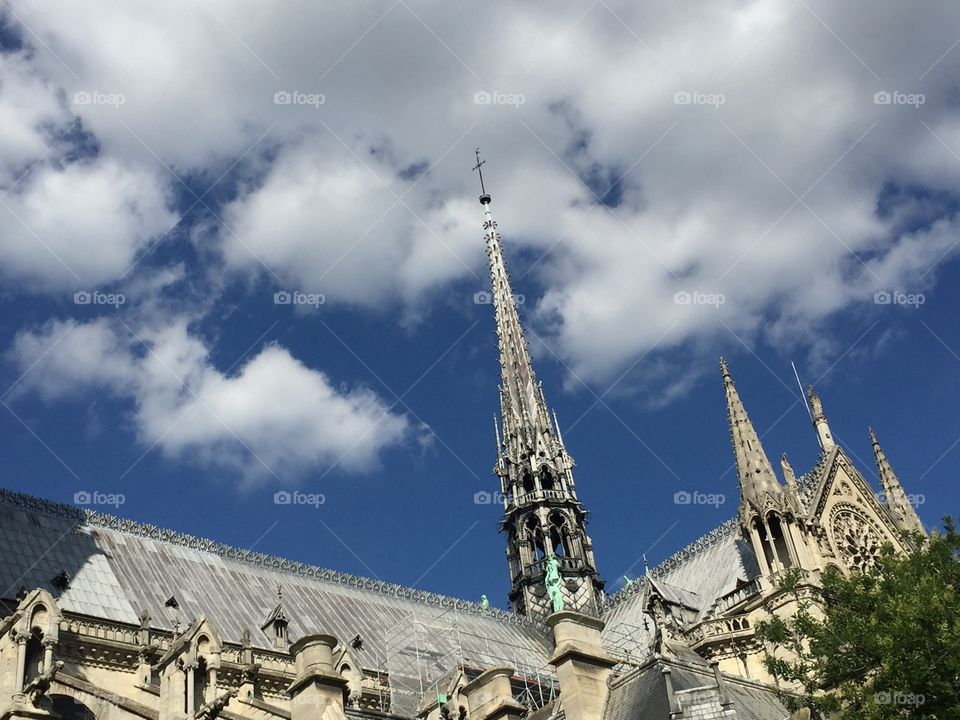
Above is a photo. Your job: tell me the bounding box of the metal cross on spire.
[473,147,491,204]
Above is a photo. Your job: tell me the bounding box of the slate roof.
[0,487,553,715]
[0,445,836,720]
[604,660,791,720]
[601,452,831,660]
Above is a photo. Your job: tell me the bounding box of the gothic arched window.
[521,471,535,494]
[540,470,555,491]
[549,512,572,557]
[194,656,209,712]
[526,516,545,561]
[753,517,775,571]
[767,514,793,569]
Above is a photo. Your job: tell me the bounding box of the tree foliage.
[755,518,960,719]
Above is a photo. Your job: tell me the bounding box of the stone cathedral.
[0,177,927,720]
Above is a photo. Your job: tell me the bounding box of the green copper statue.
[480,594,490,608]
[545,553,564,612]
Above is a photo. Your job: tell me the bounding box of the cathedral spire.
[870,427,925,536]
[477,151,602,620]
[478,150,555,451]
[720,358,783,514]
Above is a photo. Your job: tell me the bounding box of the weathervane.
[473,148,491,204]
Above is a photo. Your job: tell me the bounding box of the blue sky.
[1,1,959,609]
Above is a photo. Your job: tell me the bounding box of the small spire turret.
[721,358,784,516]
[870,427,925,536]
[807,385,835,449]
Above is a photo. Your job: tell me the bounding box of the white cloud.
[3,0,960,385]
[10,317,410,481]
[0,50,176,292]
[0,157,176,290]
[220,138,482,307]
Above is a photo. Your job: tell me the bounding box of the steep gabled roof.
[0,489,552,683]
[604,658,791,720]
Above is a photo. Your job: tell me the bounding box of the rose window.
[832,511,883,572]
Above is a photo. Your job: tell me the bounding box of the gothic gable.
[804,447,909,569]
[154,616,223,672]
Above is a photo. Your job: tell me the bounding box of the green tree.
[755,518,960,719]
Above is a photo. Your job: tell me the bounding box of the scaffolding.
[381,607,559,717]
[603,621,652,665]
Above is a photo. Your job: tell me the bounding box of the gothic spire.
[477,151,602,620]
[478,151,557,454]
[870,427,925,536]
[720,358,783,513]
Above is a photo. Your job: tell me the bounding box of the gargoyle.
[23,660,64,707]
[195,688,237,719]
